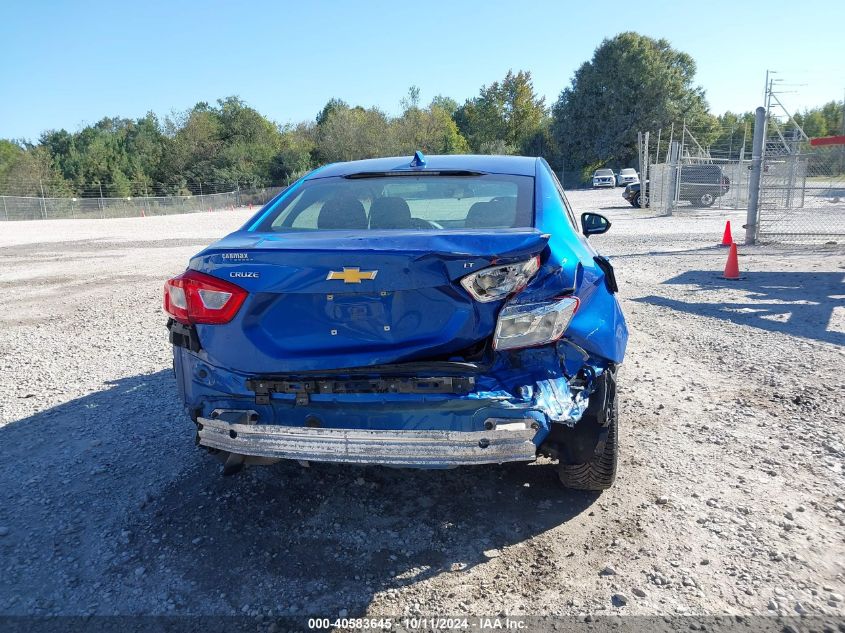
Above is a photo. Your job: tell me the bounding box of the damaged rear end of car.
[165,154,628,489]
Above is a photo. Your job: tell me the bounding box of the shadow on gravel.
[634,270,845,346]
[128,453,597,616]
[610,245,722,258]
[0,370,597,616]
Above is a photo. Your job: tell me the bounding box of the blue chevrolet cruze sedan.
[164,153,628,490]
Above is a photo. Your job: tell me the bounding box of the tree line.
[1,32,842,198]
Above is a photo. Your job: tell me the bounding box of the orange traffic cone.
[723,243,740,280]
[720,220,733,246]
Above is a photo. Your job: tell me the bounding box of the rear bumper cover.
[197,412,538,467]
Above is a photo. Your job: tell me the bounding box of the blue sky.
[1,0,843,140]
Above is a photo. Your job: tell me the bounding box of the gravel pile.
[0,190,842,617]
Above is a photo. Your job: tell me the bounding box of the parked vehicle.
[165,153,628,490]
[616,168,639,187]
[591,169,616,188]
[622,164,730,208]
[623,182,647,208]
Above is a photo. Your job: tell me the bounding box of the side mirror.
[581,212,611,237]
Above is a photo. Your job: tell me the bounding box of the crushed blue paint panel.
[534,378,590,425]
[175,337,601,443]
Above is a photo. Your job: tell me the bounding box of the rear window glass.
[252,174,534,231]
[595,169,614,177]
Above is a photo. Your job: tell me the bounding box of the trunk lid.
[189,229,550,373]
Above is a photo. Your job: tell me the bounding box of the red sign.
[809,135,845,146]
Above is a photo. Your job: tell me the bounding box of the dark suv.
[624,164,730,208]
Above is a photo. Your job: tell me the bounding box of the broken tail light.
[493,296,580,350]
[460,257,540,303]
[163,270,247,325]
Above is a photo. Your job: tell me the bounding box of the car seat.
[465,199,517,228]
[317,195,367,229]
[369,197,412,229]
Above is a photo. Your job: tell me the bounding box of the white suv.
[616,168,639,187]
[592,169,616,188]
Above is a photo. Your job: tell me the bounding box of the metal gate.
[758,90,845,243]
[639,124,754,217]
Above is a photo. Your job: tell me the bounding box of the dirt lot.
[0,189,843,619]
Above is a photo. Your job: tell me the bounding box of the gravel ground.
[0,189,843,619]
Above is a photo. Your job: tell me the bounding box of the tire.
[692,192,715,208]
[630,192,649,208]
[558,387,618,491]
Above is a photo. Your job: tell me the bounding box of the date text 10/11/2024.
[307,617,528,630]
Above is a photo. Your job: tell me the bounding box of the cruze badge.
[326,267,378,283]
[230,271,259,279]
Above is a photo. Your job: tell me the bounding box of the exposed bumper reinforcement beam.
[196,416,539,467]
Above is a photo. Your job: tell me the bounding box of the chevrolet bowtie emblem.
[326,267,378,283]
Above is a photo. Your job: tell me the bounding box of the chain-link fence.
[642,160,747,216]
[0,185,285,221]
[636,124,755,216]
[757,91,845,243]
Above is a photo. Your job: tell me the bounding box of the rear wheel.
[631,192,648,208]
[557,382,618,491]
[691,192,715,207]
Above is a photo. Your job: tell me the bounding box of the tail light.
[460,257,540,302]
[493,296,580,350]
[163,270,247,325]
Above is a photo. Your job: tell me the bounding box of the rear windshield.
[251,174,535,231]
[620,169,637,175]
[595,169,614,177]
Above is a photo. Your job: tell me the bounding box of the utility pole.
[746,107,766,245]
[39,179,47,219]
[665,123,674,162]
[763,70,770,106]
[840,88,845,176]
[654,128,662,165]
[637,132,649,209]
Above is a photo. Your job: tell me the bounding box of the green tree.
[314,104,394,163]
[429,95,459,118]
[0,139,25,184]
[214,97,284,186]
[2,145,72,196]
[552,32,712,177]
[455,70,546,154]
[316,98,349,126]
[271,122,317,182]
[392,88,470,155]
[794,101,845,138]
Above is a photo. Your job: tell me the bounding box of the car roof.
[308,154,540,179]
